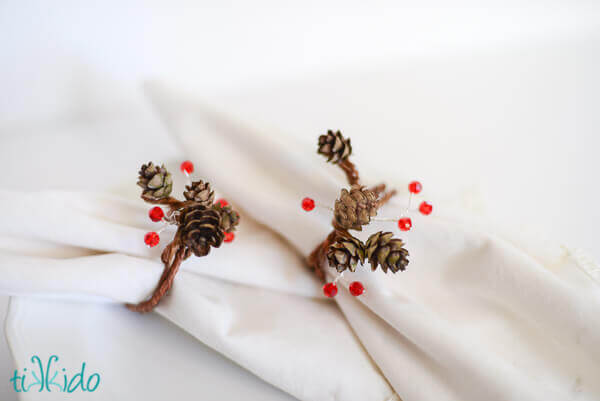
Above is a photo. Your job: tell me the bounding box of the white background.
[1,1,599,400]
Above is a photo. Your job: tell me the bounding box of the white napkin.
[2,76,599,400]
[140,82,600,401]
[0,78,396,400]
[1,188,396,401]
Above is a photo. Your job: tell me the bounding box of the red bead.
[144,232,160,247]
[349,281,364,296]
[302,197,315,211]
[216,198,229,207]
[180,160,194,174]
[408,181,422,194]
[398,217,412,231]
[419,201,433,215]
[323,282,338,297]
[224,232,235,243]
[148,207,164,222]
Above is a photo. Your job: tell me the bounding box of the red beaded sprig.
[305,131,433,298]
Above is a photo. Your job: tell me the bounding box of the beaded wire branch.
[304,130,433,297]
[127,160,239,313]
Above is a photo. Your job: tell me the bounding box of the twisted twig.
[338,159,359,186]
[141,196,198,211]
[308,229,341,280]
[377,189,397,208]
[126,246,190,313]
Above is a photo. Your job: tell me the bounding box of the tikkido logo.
[10,355,101,393]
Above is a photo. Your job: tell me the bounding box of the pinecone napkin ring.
[128,160,239,313]
[303,130,433,297]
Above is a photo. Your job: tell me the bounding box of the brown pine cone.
[334,185,378,231]
[137,162,173,200]
[183,180,215,207]
[213,203,240,233]
[178,205,224,257]
[327,234,366,273]
[365,231,409,273]
[317,130,352,164]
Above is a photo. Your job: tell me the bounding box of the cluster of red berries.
[303,180,433,298]
[323,281,364,298]
[398,180,432,232]
[144,161,235,248]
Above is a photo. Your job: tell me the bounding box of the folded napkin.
[139,82,600,401]
[1,188,398,400]
[2,78,599,401]
[0,86,396,400]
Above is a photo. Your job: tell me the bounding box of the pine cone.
[327,234,366,272]
[334,185,378,231]
[365,231,409,273]
[137,162,173,200]
[213,203,240,233]
[183,180,215,206]
[318,130,352,164]
[178,205,224,257]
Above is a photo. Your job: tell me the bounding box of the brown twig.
[126,241,190,313]
[141,196,198,212]
[377,189,397,208]
[369,183,386,195]
[338,159,359,186]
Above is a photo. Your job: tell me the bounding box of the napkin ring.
[303,130,433,297]
[127,160,239,313]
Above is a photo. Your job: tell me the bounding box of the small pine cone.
[327,235,366,273]
[178,205,224,257]
[334,185,379,231]
[317,130,352,164]
[184,180,215,207]
[365,231,409,273]
[137,162,173,200]
[213,203,240,233]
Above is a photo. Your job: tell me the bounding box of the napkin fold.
[142,82,600,401]
[0,190,395,401]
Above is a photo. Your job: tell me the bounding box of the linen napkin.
[142,82,600,401]
[0,84,396,400]
[1,189,398,401]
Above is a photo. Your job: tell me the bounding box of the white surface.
[1,1,599,400]
[2,0,600,123]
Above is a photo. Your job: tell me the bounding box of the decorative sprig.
[128,161,239,313]
[305,130,432,298]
